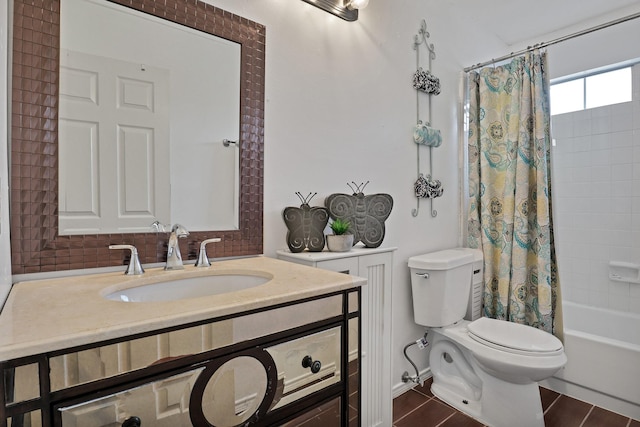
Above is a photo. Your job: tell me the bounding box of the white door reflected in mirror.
[59,0,241,235]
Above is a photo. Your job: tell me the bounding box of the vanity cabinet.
[277,247,395,427]
[0,290,360,427]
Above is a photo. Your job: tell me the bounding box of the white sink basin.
[104,274,272,302]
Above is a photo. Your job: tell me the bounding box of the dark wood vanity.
[1,287,361,426]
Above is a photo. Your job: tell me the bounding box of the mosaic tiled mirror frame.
[11,0,265,274]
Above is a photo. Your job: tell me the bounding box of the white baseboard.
[392,368,432,399]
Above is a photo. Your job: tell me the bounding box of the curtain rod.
[464,11,640,72]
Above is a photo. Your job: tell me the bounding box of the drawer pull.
[122,416,141,427]
[301,355,322,374]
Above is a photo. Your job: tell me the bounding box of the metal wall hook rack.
[412,19,438,218]
[414,20,436,61]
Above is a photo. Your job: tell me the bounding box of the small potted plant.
[326,218,354,252]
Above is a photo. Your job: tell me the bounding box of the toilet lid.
[468,317,563,354]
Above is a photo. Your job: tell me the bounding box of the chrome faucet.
[165,223,189,270]
[195,238,222,267]
[109,244,145,275]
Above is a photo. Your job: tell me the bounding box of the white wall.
[0,0,11,308]
[201,0,508,391]
[544,6,640,80]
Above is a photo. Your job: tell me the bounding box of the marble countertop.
[0,256,365,361]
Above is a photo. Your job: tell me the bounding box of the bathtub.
[542,302,640,420]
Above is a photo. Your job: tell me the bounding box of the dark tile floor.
[393,377,640,427]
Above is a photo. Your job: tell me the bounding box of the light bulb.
[346,0,369,10]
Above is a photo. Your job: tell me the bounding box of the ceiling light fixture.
[301,0,369,22]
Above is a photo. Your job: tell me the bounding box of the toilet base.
[431,382,482,421]
[429,330,547,427]
[431,377,545,427]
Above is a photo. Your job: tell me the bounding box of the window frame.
[550,61,635,115]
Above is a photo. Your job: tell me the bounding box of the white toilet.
[408,248,566,427]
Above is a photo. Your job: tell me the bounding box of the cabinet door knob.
[301,355,322,374]
[122,416,142,427]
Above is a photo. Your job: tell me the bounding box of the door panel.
[58,50,170,234]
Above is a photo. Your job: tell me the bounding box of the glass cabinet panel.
[4,363,40,404]
[8,410,42,427]
[58,368,205,426]
[56,325,346,426]
[50,296,342,391]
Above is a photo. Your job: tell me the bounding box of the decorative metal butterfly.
[282,192,329,253]
[325,182,393,248]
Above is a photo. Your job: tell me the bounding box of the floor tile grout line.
[434,412,457,427]
[393,397,432,424]
[413,388,433,399]
[578,405,595,427]
[543,392,563,415]
[393,402,426,424]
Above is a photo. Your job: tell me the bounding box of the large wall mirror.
[59,0,242,235]
[10,0,265,274]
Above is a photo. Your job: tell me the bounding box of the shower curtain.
[467,51,562,337]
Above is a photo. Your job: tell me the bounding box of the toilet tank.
[408,249,475,327]
[459,248,484,321]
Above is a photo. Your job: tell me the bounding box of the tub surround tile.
[553,94,640,313]
[0,257,365,361]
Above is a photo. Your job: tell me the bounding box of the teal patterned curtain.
[467,51,562,337]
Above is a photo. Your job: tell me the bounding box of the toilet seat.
[434,320,567,383]
[467,317,563,357]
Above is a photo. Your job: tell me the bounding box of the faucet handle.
[109,245,145,275]
[150,220,167,232]
[171,223,189,237]
[195,238,222,267]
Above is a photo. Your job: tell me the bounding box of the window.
[550,79,584,115]
[550,66,632,116]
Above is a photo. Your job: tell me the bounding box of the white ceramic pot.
[326,234,354,252]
